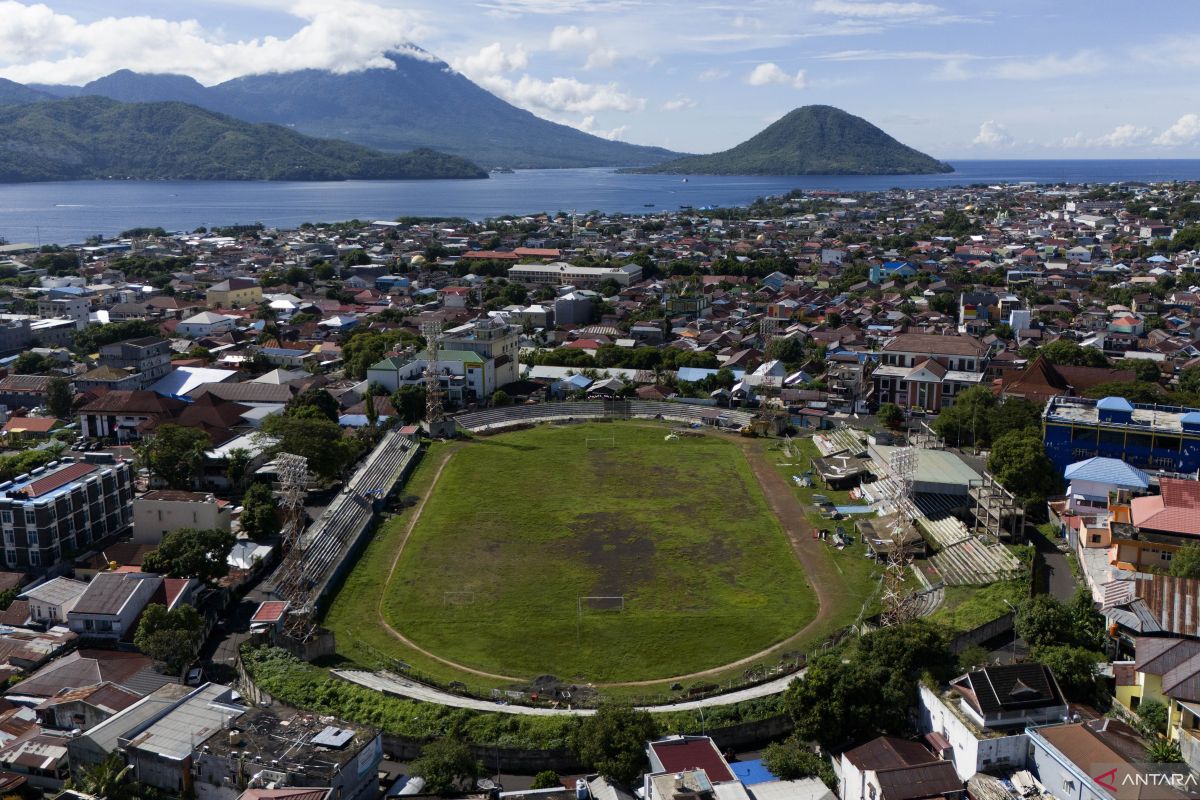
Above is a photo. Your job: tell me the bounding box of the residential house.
[1026,719,1189,800]
[177,312,237,338]
[35,682,142,731]
[0,376,52,413]
[66,572,162,642]
[77,391,185,441]
[838,736,963,800]
[20,577,87,625]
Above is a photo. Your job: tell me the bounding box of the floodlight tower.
[421,321,446,424]
[276,453,309,552]
[880,446,918,627]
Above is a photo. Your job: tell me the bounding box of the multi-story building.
[0,454,134,570]
[367,317,520,403]
[66,572,162,641]
[36,297,90,331]
[870,333,989,412]
[1042,395,1200,474]
[508,261,642,288]
[206,277,263,308]
[132,490,231,545]
[77,337,173,392]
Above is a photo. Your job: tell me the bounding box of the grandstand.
[266,427,423,633]
[930,537,1024,586]
[453,400,756,433]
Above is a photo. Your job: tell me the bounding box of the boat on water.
[643,203,655,207]
[681,178,689,183]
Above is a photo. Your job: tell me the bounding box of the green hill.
[636,105,952,176]
[0,96,488,182]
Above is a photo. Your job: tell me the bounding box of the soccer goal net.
[443,591,477,607]
[577,595,626,613]
[585,436,616,449]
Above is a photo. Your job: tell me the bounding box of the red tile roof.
[19,463,97,499]
[650,738,734,783]
[252,601,289,623]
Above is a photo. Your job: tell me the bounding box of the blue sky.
[2,0,1199,158]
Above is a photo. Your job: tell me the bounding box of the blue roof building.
[1043,396,1200,475]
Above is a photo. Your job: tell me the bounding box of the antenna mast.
[275,453,309,553]
[421,321,446,426]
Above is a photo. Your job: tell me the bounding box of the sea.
[4,159,1200,245]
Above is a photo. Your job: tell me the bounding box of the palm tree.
[71,752,136,800]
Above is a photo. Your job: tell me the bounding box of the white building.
[177,311,237,338]
[66,572,162,641]
[508,261,642,288]
[132,490,231,545]
[20,577,87,624]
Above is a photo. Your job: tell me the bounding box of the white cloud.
[810,0,940,18]
[575,114,628,140]
[0,0,434,85]
[1092,124,1153,148]
[452,42,528,76]
[1155,114,1200,147]
[972,120,1015,148]
[548,24,618,69]
[698,67,729,81]
[817,49,977,61]
[937,50,1103,82]
[662,97,696,111]
[746,62,806,89]
[476,73,645,114]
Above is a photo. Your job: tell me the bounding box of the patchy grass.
[930,580,1029,633]
[327,423,815,686]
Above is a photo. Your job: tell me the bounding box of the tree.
[133,603,205,675]
[989,397,1042,442]
[142,527,235,584]
[530,771,561,790]
[761,738,835,790]
[46,376,73,419]
[135,424,210,490]
[765,336,806,365]
[931,385,995,447]
[286,387,339,423]
[239,483,281,540]
[408,738,482,794]
[259,414,352,481]
[11,351,55,375]
[1116,358,1163,383]
[1180,365,1200,395]
[1148,739,1184,764]
[1030,645,1102,702]
[1137,699,1169,737]
[225,447,251,494]
[491,389,512,407]
[570,704,659,786]
[786,622,951,749]
[394,385,427,425]
[1014,595,1073,650]
[987,430,1063,503]
[1040,340,1110,368]
[364,390,378,428]
[1082,381,1169,404]
[69,752,138,800]
[877,402,903,429]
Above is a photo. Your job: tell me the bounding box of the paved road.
[1028,527,1077,602]
[332,668,801,716]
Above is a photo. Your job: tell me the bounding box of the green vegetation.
[134,604,204,675]
[0,96,488,182]
[408,739,482,794]
[1039,339,1111,368]
[570,705,659,786]
[46,376,73,418]
[635,106,951,176]
[761,738,836,790]
[134,424,210,489]
[785,621,954,749]
[931,386,1040,449]
[0,446,62,482]
[1170,542,1200,579]
[238,483,280,540]
[141,527,235,584]
[240,645,788,748]
[988,430,1064,504]
[1016,588,1107,703]
[371,424,814,683]
[930,580,1028,632]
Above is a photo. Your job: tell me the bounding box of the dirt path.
[375,430,839,690]
[376,443,526,684]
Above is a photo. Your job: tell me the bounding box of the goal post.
[585,436,616,449]
[577,595,626,613]
[443,591,477,607]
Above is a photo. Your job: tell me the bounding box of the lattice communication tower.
[880,446,918,627]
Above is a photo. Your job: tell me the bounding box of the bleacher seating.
[453,400,754,433]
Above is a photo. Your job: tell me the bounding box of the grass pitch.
[349,423,816,684]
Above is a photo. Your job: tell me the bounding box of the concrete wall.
[917,685,1030,780]
[133,496,231,544]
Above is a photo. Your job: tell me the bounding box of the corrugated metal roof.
[19,463,96,499]
[1064,457,1150,489]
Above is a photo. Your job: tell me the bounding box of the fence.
[454,400,756,433]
